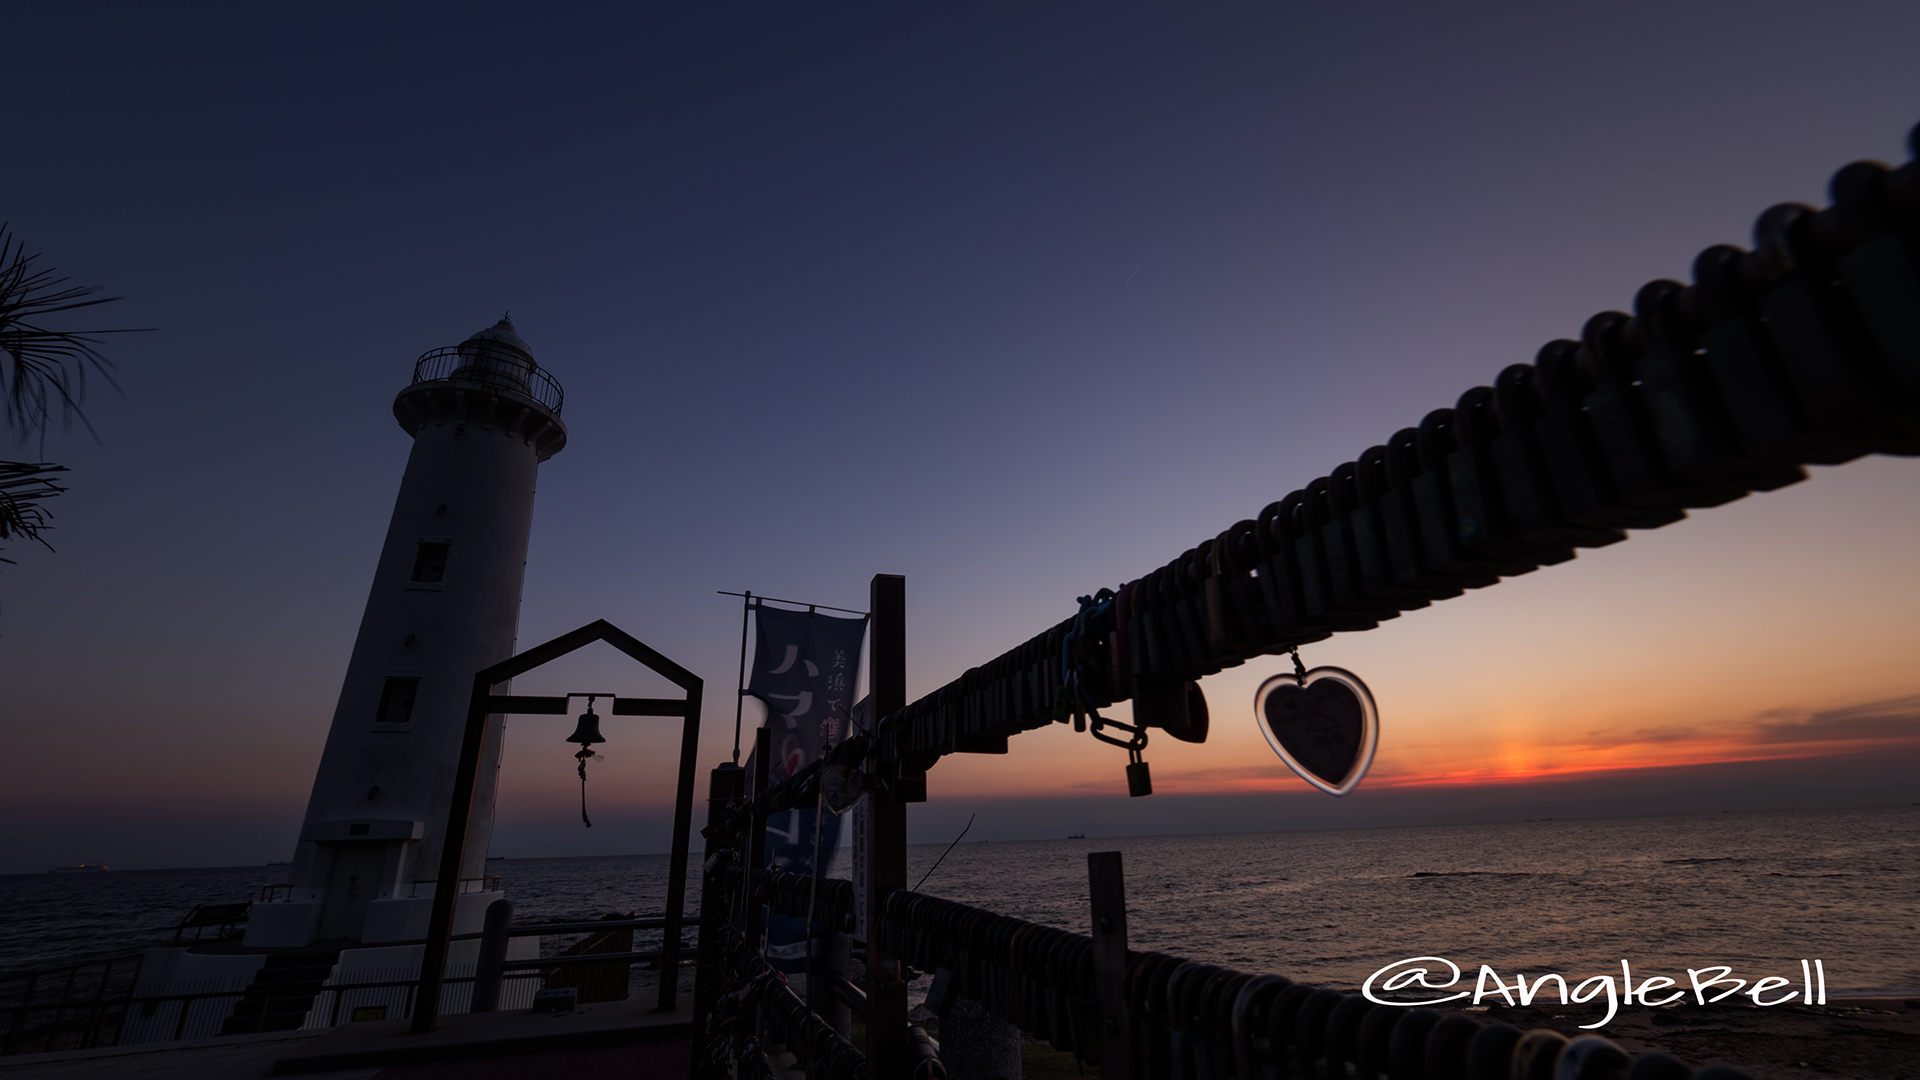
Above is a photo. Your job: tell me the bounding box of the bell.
[566,710,606,746]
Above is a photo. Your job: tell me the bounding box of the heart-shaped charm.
[821,763,865,815]
[1254,666,1378,796]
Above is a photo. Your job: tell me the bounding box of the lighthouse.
[246,317,565,951]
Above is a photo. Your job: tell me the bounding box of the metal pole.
[745,727,771,952]
[865,573,909,1077]
[1089,851,1132,1078]
[413,674,493,1034]
[657,679,704,1012]
[732,592,752,764]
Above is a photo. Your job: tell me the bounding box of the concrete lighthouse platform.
[268,1000,691,1075]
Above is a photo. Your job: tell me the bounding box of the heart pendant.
[821,763,865,815]
[1253,666,1378,796]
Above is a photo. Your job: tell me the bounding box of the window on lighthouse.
[412,542,449,582]
[377,677,419,724]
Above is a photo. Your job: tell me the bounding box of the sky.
[3,1,1919,874]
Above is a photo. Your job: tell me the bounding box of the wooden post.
[657,681,704,1012]
[412,675,494,1033]
[1089,850,1131,1078]
[691,762,746,1080]
[865,573,909,1077]
[742,727,771,1056]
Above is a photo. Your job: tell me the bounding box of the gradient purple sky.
[4,2,1919,873]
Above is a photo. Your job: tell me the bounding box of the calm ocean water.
[3,806,1914,995]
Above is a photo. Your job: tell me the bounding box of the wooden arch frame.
[412,619,705,1031]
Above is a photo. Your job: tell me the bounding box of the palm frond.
[0,461,69,563]
[0,223,148,448]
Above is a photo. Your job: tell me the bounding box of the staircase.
[219,951,340,1035]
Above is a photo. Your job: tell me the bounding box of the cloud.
[1576,726,1701,748]
[1747,693,1920,746]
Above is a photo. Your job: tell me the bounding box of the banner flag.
[746,605,867,971]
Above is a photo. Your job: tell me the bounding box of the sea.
[3,806,1915,997]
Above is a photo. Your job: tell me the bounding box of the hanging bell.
[566,709,606,746]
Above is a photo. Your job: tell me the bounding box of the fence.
[0,916,687,1057]
[0,953,143,1056]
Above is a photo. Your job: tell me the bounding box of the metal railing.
[0,954,144,1056]
[410,343,564,415]
[0,913,690,1056]
[301,966,545,1030]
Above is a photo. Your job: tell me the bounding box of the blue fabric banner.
[746,605,866,970]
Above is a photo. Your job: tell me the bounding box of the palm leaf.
[0,223,147,448]
[0,461,68,563]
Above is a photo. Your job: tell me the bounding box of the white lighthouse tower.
[246,317,565,952]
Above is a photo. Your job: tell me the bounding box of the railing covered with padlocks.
[710,864,1759,1079]
[693,122,1920,1080]
[709,119,1920,823]
[878,886,1754,1080]
[706,927,872,1080]
[722,866,858,936]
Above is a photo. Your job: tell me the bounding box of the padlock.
[1747,202,1920,454]
[1145,956,1183,1080]
[1154,561,1201,679]
[1385,1008,1441,1080]
[1512,1029,1571,1080]
[1829,159,1920,416]
[1631,278,1809,491]
[1446,386,1582,564]
[1207,971,1253,1079]
[1111,580,1138,687]
[1327,461,1429,610]
[1464,1021,1524,1080]
[1205,526,1255,656]
[1529,342,1687,529]
[1309,473,1403,621]
[1231,974,1292,1080]
[1181,966,1229,1080]
[1164,963,1210,1080]
[1216,521,1285,655]
[1355,998,1404,1080]
[1379,429,1496,593]
[1346,447,1445,606]
[1411,409,1539,580]
[1686,244,1858,466]
[1284,488,1381,631]
[1487,365,1629,548]
[1136,566,1176,680]
[1266,983,1319,1079]
[1325,993,1376,1080]
[1173,546,1228,675]
[1289,989,1345,1080]
[1132,676,1207,743]
[1578,311,1747,510]
[1251,499,1336,647]
[1046,939,1074,1052]
[1126,759,1152,797]
[1423,1014,1484,1080]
